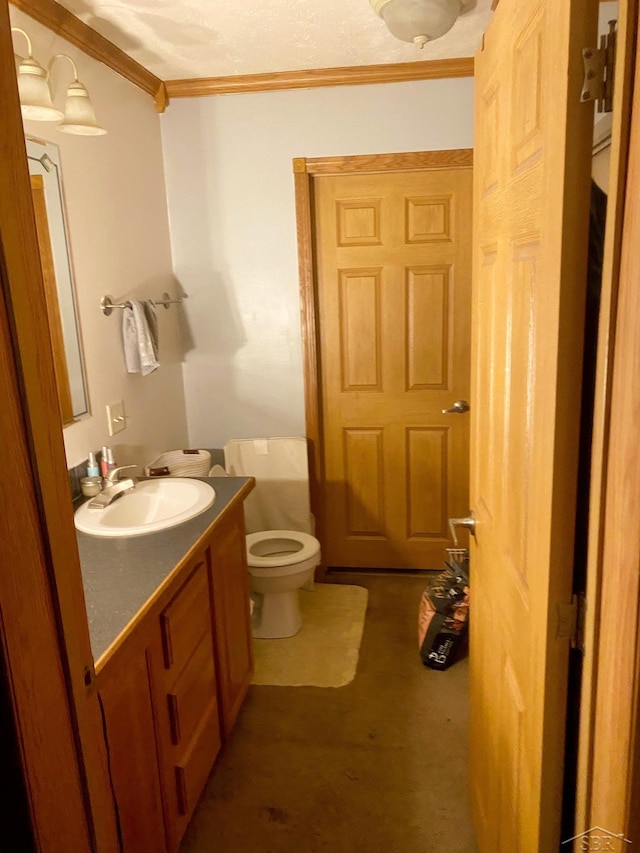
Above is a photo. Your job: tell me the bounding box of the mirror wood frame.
[26,136,90,426]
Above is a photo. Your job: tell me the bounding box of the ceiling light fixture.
[370,0,470,49]
[11,27,106,135]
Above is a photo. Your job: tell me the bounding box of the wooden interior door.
[470,1,596,850]
[315,162,472,570]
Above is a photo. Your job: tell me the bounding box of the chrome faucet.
[88,465,138,509]
[104,465,138,486]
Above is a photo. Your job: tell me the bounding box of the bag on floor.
[418,557,470,671]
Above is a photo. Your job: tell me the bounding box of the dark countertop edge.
[88,476,254,674]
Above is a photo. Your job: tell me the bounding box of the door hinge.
[572,592,587,654]
[556,594,586,651]
[83,661,96,693]
[581,20,617,113]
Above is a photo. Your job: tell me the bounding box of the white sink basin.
[74,477,215,537]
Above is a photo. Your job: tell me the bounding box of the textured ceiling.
[53,0,494,80]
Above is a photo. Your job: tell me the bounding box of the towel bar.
[100,292,183,316]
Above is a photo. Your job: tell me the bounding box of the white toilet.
[224,437,321,639]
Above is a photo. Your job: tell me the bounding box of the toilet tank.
[223,437,313,535]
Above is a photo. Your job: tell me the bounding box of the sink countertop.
[77,476,253,666]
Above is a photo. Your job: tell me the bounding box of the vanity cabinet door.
[209,504,254,736]
[98,648,168,853]
[154,553,222,852]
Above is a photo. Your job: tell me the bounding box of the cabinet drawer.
[166,629,217,749]
[160,556,210,676]
[174,700,221,817]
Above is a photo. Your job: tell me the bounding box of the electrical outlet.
[106,400,126,436]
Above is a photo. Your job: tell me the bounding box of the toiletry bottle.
[87,451,100,478]
[106,447,116,473]
[100,446,109,477]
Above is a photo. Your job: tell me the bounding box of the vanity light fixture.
[369,0,472,48]
[11,27,106,136]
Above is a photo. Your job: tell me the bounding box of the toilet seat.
[246,530,320,577]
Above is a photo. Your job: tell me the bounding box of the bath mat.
[251,584,368,688]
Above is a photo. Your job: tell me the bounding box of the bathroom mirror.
[26,138,89,425]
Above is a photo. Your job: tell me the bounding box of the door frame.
[0,2,119,848]
[575,1,640,844]
[293,148,474,578]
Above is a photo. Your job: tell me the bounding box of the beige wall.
[10,8,188,469]
[11,7,474,463]
[161,78,474,449]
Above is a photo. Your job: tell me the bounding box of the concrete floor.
[181,573,475,853]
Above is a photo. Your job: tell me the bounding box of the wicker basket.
[146,449,211,478]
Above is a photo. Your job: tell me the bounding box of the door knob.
[442,399,470,414]
[449,511,476,544]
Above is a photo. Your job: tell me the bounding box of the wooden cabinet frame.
[96,505,253,852]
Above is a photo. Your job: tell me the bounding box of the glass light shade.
[16,58,64,121]
[372,0,463,46]
[58,81,107,136]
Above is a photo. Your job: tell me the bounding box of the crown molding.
[165,56,474,99]
[9,2,473,108]
[10,0,166,109]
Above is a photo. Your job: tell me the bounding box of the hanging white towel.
[122,300,160,376]
[143,300,159,362]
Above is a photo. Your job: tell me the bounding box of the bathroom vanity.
[77,476,254,853]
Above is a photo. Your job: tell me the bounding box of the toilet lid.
[246,529,320,568]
